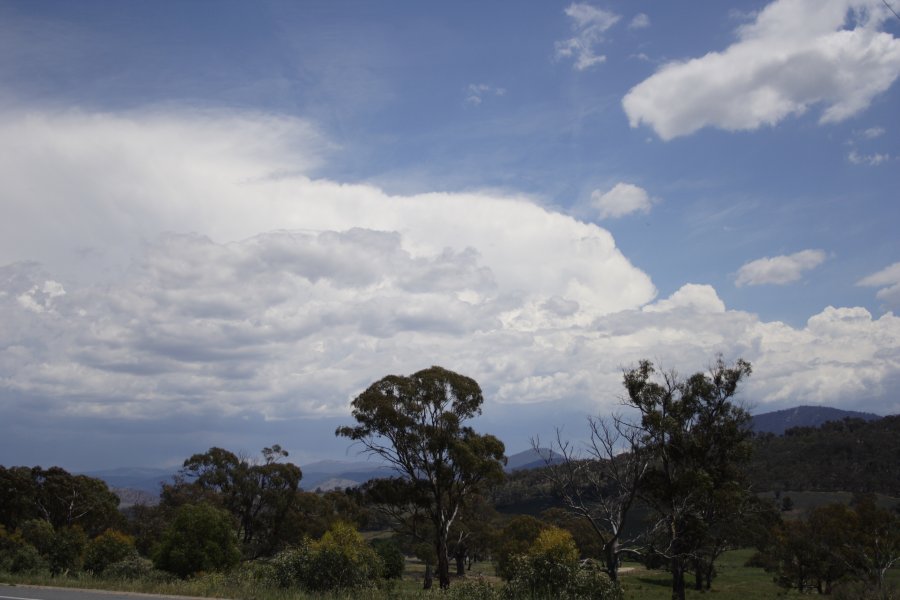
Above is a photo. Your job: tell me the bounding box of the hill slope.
[751,405,880,435]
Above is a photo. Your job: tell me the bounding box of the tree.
[152,503,240,578]
[164,444,301,557]
[535,415,648,581]
[623,357,754,600]
[336,366,506,589]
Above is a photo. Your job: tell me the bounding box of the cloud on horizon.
[1,107,899,432]
[622,0,900,140]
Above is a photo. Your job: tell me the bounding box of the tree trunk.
[423,563,433,590]
[455,548,466,576]
[437,537,451,589]
[671,558,686,600]
[605,538,619,582]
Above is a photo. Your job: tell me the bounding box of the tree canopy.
[336,366,506,589]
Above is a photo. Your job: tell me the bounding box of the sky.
[1,0,899,471]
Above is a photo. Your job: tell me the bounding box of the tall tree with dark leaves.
[336,366,506,589]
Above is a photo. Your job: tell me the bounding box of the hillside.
[751,405,881,435]
[749,414,900,495]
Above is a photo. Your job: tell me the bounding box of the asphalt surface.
[0,584,206,600]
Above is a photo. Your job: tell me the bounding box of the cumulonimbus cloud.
[623,0,900,140]
[0,108,898,427]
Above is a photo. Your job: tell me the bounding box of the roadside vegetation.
[2,358,899,599]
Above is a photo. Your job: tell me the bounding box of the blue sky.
[1,0,899,470]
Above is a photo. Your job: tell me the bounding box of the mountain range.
[83,406,883,500]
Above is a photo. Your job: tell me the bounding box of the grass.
[2,551,897,600]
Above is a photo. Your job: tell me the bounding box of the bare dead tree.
[533,413,649,581]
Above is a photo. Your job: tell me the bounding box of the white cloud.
[1,108,899,428]
[862,126,886,138]
[848,149,892,165]
[591,182,653,219]
[858,262,900,307]
[736,250,827,287]
[629,13,650,29]
[623,0,900,140]
[555,3,621,71]
[465,83,506,106]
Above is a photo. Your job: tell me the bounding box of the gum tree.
[336,366,506,589]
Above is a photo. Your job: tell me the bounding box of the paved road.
[0,584,204,600]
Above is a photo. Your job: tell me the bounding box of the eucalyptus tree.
[336,366,506,589]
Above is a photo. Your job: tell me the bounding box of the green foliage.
[336,366,506,589]
[622,357,754,599]
[503,527,622,599]
[267,522,382,592]
[18,519,54,555]
[268,539,313,588]
[371,537,405,579]
[0,466,121,536]
[441,576,503,600]
[763,495,900,594]
[0,527,48,574]
[750,415,900,495]
[47,526,87,573]
[152,503,241,578]
[492,514,547,581]
[163,444,302,559]
[307,521,382,591]
[84,529,138,573]
[102,555,171,581]
[505,527,580,598]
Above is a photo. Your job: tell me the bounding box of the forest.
[1,360,899,600]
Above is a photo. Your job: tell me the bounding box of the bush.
[152,503,241,578]
[305,521,382,591]
[504,528,621,600]
[269,539,313,588]
[48,526,87,573]
[371,538,405,579]
[104,556,173,582]
[267,523,382,592]
[442,576,502,600]
[9,543,48,573]
[84,529,138,573]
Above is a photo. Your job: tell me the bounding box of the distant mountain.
[82,467,177,494]
[751,406,881,435]
[505,448,563,472]
[299,460,395,491]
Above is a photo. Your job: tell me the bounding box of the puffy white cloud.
[735,249,827,286]
[1,108,898,431]
[555,3,621,70]
[591,182,653,219]
[623,0,900,140]
[858,262,900,307]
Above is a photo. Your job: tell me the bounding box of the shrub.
[442,576,502,600]
[152,503,240,578]
[269,539,313,588]
[104,556,173,582]
[305,521,382,591]
[504,527,622,600]
[371,538,405,579]
[48,526,87,573]
[84,529,138,573]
